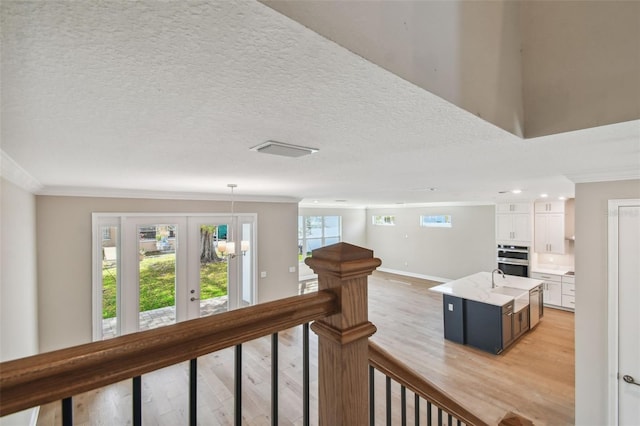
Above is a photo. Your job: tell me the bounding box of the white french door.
[186,216,256,319]
[121,216,187,335]
[92,213,256,340]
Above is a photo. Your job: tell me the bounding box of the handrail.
[368,341,489,426]
[0,290,338,416]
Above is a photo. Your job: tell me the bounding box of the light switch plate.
[448,304,454,311]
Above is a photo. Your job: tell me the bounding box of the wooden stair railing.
[2,242,528,425]
[368,341,489,426]
[0,290,337,417]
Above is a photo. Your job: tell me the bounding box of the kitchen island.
[429,272,544,354]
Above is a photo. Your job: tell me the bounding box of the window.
[298,215,342,259]
[420,215,452,228]
[139,226,157,240]
[102,227,112,240]
[372,215,395,226]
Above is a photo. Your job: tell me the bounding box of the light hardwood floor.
[36,271,574,425]
[368,271,574,425]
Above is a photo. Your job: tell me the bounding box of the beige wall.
[1,178,39,425]
[264,0,525,137]
[575,179,640,424]
[1,178,39,360]
[36,196,299,352]
[366,205,496,281]
[264,1,639,138]
[521,1,640,137]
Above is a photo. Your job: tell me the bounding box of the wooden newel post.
[305,243,382,426]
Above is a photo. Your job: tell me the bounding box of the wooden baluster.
[305,243,381,426]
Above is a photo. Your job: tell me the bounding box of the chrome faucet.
[492,268,506,288]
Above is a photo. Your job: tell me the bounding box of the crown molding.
[36,185,301,203]
[0,150,43,193]
[366,200,496,209]
[566,166,640,184]
[298,203,368,209]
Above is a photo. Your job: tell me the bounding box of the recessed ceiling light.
[250,140,318,158]
[540,193,548,198]
[558,196,566,200]
[511,189,522,194]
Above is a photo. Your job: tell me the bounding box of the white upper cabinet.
[534,199,574,254]
[534,201,565,214]
[535,213,566,254]
[497,203,531,214]
[496,202,532,246]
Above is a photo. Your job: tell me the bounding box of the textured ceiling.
[1,1,639,207]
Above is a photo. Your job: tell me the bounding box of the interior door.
[617,204,640,424]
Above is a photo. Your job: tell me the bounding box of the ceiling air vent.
[250,141,318,158]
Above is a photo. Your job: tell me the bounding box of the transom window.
[372,215,395,226]
[420,215,452,228]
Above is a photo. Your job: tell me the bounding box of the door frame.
[607,198,640,424]
[92,212,257,341]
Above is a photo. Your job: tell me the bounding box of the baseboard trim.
[377,267,450,283]
[299,274,317,282]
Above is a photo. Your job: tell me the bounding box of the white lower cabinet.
[561,276,575,310]
[531,271,573,310]
[544,281,562,306]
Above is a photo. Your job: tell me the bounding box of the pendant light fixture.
[217,184,249,258]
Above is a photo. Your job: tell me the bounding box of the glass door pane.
[240,221,253,307]
[197,223,230,317]
[137,223,178,331]
[101,224,119,339]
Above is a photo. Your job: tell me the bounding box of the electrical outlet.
[448,304,454,311]
[289,266,296,273]
[260,271,267,278]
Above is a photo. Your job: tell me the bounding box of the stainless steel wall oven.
[497,245,529,277]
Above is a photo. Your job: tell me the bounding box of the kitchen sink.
[491,286,527,297]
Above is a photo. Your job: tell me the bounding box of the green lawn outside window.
[102,254,228,319]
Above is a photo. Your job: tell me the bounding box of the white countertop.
[531,267,572,276]
[429,272,544,307]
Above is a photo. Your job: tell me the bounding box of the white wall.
[1,178,39,425]
[366,205,496,281]
[574,179,640,424]
[35,196,299,352]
